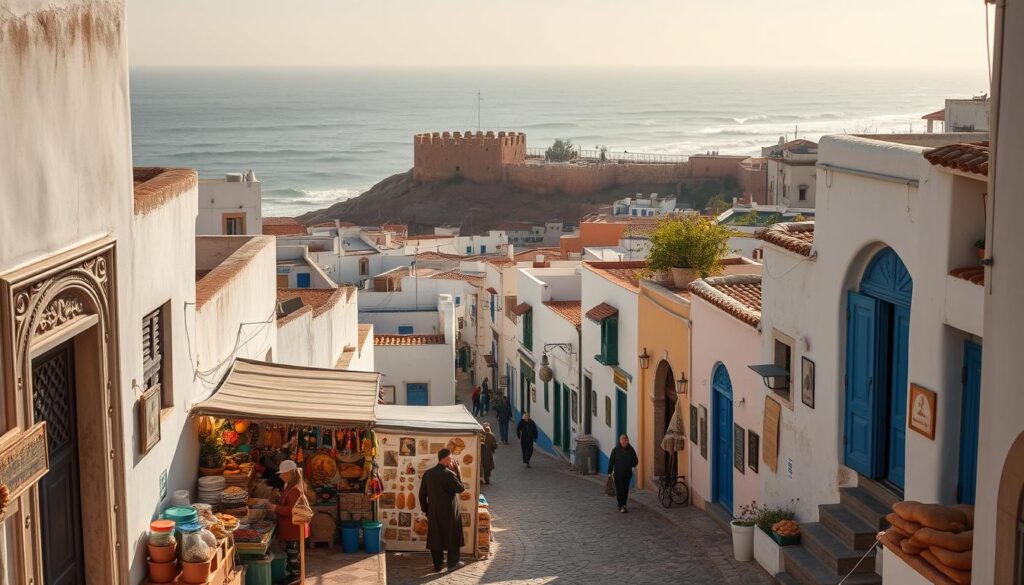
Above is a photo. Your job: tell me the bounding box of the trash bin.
[341,521,361,553]
[574,435,599,475]
[270,548,287,582]
[242,554,272,585]
[362,521,382,553]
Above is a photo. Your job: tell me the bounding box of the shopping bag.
[605,475,616,497]
[292,470,314,525]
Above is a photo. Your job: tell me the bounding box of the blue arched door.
[845,248,912,490]
[712,364,734,513]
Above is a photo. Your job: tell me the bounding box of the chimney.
[437,294,456,344]
[532,254,550,268]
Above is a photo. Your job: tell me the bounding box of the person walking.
[471,386,482,417]
[268,460,310,585]
[419,449,467,572]
[516,412,539,467]
[480,387,491,416]
[495,396,512,444]
[608,434,639,513]
[480,423,498,484]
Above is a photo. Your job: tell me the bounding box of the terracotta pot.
[671,267,698,289]
[148,560,178,584]
[975,246,986,261]
[181,559,211,584]
[199,465,225,476]
[148,541,177,563]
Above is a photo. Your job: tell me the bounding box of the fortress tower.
[413,131,526,183]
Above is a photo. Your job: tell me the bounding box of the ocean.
[129,67,987,217]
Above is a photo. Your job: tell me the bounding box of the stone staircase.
[774,480,898,585]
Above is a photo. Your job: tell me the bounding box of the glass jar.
[179,523,212,563]
[148,519,176,547]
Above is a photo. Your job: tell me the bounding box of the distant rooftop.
[544,300,582,328]
[263,217,306,236]
[690,274,762,328]
[374,334,446,346]
[584,260,647,292]
[719,209,813,228]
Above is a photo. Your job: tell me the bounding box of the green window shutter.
[523,310,533,350]
[607,316,619,365]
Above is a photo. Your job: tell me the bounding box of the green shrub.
[644,215,732,277]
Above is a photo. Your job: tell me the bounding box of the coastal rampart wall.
[413,131,526,183]
[690,154,749,178]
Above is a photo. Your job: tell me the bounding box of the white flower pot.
[754,527,784,575]
[730,522,755,562]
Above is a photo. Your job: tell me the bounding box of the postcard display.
[374,432,480,554]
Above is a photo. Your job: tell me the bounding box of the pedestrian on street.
[471,386,482,417]
[517,412,539,467]
[480,423,498,484]
[419,448,467,572]
[267,460,309,585]
[496,396,512,444]
[608,434,639,513]
[480,387,491,416]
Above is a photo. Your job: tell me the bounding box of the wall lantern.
[538,343,574,383]
[676,372,689,396]
[638,347,651,370]
[747,363,791,391]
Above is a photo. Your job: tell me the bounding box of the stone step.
[819,504,881,551]
[840,487,892,530]
[782,545,882,585]
[800,522,877,575]
[705,501,733,534]
[856,478,901,509]
[774,572,800,585]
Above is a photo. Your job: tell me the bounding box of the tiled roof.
[950,266,985,286]
[415,251,465,261]
[584,260,647,292]
[689,274,762,328]
[430,269,485,286]
[511,302,533,316]
[196,236,275,310]
[358,324,373,349]
[544,300,582,328]
[585,302,618,322]
[382,223,408,234]
[263,217,307,236]
[758,222,815,257]
[921,109,945,121]
[374,334,446,346]
[133,167,197,215]
[277,287,349,318]
[621,223,658,239]
[484,354,496,366]
[405,234,455,241]
[923,142,989,176]
[335,347,356,369]
[485,287,498,295]
[496,221,537,231]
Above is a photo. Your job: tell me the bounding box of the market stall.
[372,404,483,556]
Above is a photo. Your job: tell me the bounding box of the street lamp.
[677,372,689,396]
[638,347,651,370]
[538,354,554,383]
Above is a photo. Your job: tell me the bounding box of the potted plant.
[975,239,986,261]
[752,500,798,575]
[731,502,758,562]
[645,216,732,288]
[198,432,225,476]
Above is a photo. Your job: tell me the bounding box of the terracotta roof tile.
[585,302,618,322]
[511,302,533,316]
[950,266,985,286]
[263,217,307,236]
[485,287,498,294]
[921,109,945,121]
[544,300,582,328]
[196,236,275,310]
[133,167,197,215]
[430,269,485,286]
[923,142,989,176]
[374,334,446,346]
[415,251,465,261]
[335,347,356,369]
[689,274,761,328]
[758,221,815,257]
[584,260,647,292]
[358,324,373,350]
[277,287,350,317]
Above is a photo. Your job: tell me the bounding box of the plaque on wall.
[698,405,708,460]
[0,422,49,501]
[689,405,698,444]
[748,431,759,473]
[908,383,937,440]
[733,423,745,473]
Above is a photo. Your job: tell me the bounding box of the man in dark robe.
[608,434,639,513]
[419,448,467,572]
[516,411,539,467]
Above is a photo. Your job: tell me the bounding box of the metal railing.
[526,147,687,165]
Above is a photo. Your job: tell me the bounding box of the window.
[398,325,414,334]
[489,293,496,322]
[142,304,172,409]
[799,185,808,201]
[480,245,487,254]
[595,316,619,365]
[772,332,794,402]
[467,246,473,254]
[222,212,246,235]
[522,309,533,350]
[358,258,369,276]
[455,296,461,306]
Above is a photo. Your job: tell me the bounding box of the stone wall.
[413,131,526,183]
[507,162,691,195]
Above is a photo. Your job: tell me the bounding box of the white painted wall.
[945,99,989,132]
[196,174,262,236]
[374,343,456,405]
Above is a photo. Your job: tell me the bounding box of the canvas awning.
[374,405,483,434]
[191,358,380,428]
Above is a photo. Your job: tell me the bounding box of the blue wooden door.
[406,383,429,406]
[296,272,311,288]
[615,389,627,440]
[887,304,910,489]
[845,291,879,478]
[553,382,562,451]
[712,365,734,513]
[958,341,982,504]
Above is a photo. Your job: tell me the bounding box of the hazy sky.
[129,0,991,71]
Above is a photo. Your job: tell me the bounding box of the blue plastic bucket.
[341,521,361,553]
[362,521,382,554]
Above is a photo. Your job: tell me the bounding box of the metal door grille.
[32,345,74,453]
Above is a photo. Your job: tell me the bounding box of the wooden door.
[844,291,879,478]
[32,342,85,585]
[712,365,734,514]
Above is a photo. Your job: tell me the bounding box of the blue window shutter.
[398,325,413,334]
[481,245,487,254]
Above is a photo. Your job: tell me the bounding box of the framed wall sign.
[604,396,611,427]
[908,383,937,440]
[689,405,699,444]
[801,357,815,409]
[140,385,162,455]
[733,423,745,473]
[380,385,396,405]
[698,405,708,460]
[748,431,759,473]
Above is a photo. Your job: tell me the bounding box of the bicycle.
[658,474,689,508]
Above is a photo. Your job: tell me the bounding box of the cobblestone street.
[386,388,773,585]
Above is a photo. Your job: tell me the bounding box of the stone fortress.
[411,130,765,200]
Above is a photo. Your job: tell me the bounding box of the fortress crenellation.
[413,130,527,182]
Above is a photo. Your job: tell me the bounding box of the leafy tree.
[706,194,730,216]
[545,139,577,162]
[644,216,733,278]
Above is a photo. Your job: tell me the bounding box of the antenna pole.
[477,90,482,132]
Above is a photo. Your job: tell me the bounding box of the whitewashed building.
[372,295,457,406]
[612,193,678,218]
[275,287,374,371]
[196,171,262,236]
[764,138,818,208]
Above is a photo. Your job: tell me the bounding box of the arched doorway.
[995,432,1024,582]
[844,247,913,491]
[652,360,678,478]
[712,363,734,513]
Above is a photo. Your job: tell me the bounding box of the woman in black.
[607,434,638,513]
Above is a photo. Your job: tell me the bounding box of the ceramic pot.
[198,465,225,476]
[181,559,211,584]
[148,560,178,584]
[148,541,177,563]
[730,521,755,562]
[671,267,697,289]
[976,246,986,261]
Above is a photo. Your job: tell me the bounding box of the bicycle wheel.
[670,480,690,506]
[659,485,674,508]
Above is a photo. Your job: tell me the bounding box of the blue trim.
[844,291,879,477]
[711,363,734,514]
[958,341,982,504]
[860,247,913,307]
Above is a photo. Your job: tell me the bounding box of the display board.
[375,431,480,553]
[762,396,781,473]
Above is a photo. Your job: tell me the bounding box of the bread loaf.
[892,501,968,533]
[886,512,922,535]
[914,528,972,552]
[929,546,972,571]
[901,538,927,555]
[951,504,975,530]
[921,549,972,585]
